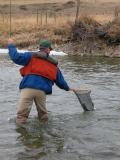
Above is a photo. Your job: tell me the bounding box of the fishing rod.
[9,0,12,37]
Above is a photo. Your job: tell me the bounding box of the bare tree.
[75,0,80,24]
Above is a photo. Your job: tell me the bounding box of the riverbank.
[0,0,119,57]
[64,16,120,57]
[1,16,119,57]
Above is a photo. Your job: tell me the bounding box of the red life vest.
[20,57,57,81]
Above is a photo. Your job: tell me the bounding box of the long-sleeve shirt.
[8,44,70,94]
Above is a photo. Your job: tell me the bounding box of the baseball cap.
[39,40,53,50]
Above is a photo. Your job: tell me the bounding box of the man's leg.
[34,90,48,121]
[16,88,33,125]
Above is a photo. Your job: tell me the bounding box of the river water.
[0,53,120,160]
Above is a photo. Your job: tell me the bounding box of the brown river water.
[0,53,120,160]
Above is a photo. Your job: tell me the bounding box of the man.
[8,39,72,125]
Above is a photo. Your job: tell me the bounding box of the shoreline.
[1,39,119,58]
[0,17,119,57]
[58,43,120,58]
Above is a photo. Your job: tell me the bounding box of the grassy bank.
[67,16,120,56]
[0,14,72,48]
[0,15,119,57]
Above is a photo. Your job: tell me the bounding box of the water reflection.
[15,118,65,160]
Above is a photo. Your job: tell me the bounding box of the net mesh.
[74,90,94,111]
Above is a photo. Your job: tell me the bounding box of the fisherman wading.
[8,39,73,125]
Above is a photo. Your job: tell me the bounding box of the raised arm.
[8,38,32,66]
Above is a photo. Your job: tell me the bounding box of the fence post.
[54,12,56,24]
[75,0,80,24]
[45,11,48,25]
[9,0,12,37]
[36,9,39,25]
[40,12,42,26]
[0,11,4,24]
[3,12,4,24]
[114,6,119,18]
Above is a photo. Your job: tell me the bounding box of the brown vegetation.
[66,16,120,56]
[0,0,120,56]
[70,16,120,46]
[0,14,71,48]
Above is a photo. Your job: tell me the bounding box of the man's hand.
[69,88,76,92]
[8,38,14,45]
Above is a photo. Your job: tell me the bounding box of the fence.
[0,2,119,35]
[0,11,75,26]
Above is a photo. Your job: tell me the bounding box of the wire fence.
[0,7,119,26]
[0,12,75,25]
[0,1,119,36]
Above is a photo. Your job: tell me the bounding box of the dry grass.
[0,0,119,4]
[0,0,69,5]
[54,16,119,56]
[0,0,119,51]
[71,16,120,42]
[94,0,120,3]
[0,12,119,47]
[0,14,72,48]
[92,14,114,24]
